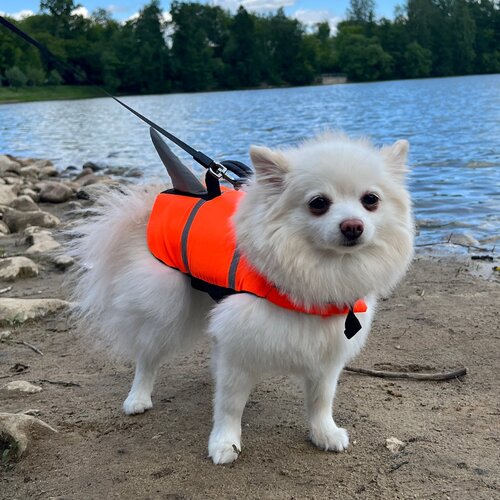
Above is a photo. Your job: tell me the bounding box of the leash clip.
[209,162,243,188]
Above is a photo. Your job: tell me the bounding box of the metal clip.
[209,162,244,188]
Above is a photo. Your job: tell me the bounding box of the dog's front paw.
[208,439,241,465]
[123,394,153,415]
[310,424,349,452]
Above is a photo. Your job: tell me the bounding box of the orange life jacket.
[147,189,367,320]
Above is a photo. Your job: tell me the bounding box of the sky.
[0,0,403,31]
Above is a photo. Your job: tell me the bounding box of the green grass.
[0,85,106,104]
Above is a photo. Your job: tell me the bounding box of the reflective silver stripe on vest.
[227,248,241,290]
[181,199,205,274]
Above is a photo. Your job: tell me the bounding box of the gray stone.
[448,233,480,247]
[25,227,61,254]
[0,412,57,458]
[385,437,406,454]
[3,176,22,185]
[38,182,73,203]
[124,168,143,178]
[18,188,39,201]
[0,184,18,205]
[0,221,9,235]
[0,298,71,326]
[0,330,11,340]
[52,254,74,271]
[75,167,94,180]
[82,161,103,172]
[9,195,40,212]
[0,155,21,176]
[3,208,60,233]
[40,165,59,177]
[0,256,39,281]
[4,381,42,393]
[20,165,41,177]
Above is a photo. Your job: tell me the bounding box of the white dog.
[70,133,414,464]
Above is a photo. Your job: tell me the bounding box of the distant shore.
[0,85,105,104]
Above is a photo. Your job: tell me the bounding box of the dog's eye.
[361,193,380,211]
[308,196,331,216]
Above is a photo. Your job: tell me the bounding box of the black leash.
[0,15,252,186]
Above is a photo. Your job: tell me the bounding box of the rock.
[104,166,127,176]
[385,437,406,454]
[52,254,74,271]
[18,188,39,201]
[75,167,94,180]
[124,168,143,178]
[67,201,82,211]
[0,155,21,176]
[0,330,12,340]
[2,207,60,233]
[0,184,18,205]
[20,165,41,177]
[9,195,40,212]
[0,256,39,281]
[0,221,9,235]
[80,174,111,186]
[76,181,121,201]
[82,161,103,172]
[0,412,57,458]
[3,174,23,187]
[4,381,42,393]
[38,181,73,203]
[25,227,61,254]
[448,233,480,247]
[40,165,58,177]
[0,298,71,326]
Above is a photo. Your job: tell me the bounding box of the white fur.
[69,133,414,464]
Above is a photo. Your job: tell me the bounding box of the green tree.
[402,41,432,78]
[5,66,28,88]
[336,25,393,81]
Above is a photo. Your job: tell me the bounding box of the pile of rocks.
[0,153,133,322]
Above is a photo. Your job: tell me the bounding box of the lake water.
[1,74,499,246]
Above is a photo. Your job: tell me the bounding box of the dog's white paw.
[123,395,153,415]
[310,424,349,452]
[208,440,241,465]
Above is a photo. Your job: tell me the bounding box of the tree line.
[0,0,498,93]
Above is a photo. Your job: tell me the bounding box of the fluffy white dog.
[70,133,414,464]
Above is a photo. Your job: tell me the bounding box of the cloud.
[0,9,35,20]
[210,0,296,12]
[72,6,90,18]
[293,9,341,34]
[125,11,172,23]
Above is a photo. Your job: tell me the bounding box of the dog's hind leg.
[123,353,159,414]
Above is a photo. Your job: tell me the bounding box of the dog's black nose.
[340,219,364,240]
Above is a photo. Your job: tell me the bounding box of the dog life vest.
[147,188,367,335]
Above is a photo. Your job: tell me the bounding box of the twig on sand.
[39,379,81,387]
[344,366,467,381]
[15,340,44,356]
[0,286,13,294]
[415,241,491,252]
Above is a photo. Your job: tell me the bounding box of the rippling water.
[1,74,499,245]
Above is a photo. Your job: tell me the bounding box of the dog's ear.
[250,146,289,189]
[382,140,409,179]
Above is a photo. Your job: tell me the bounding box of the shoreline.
[1,153,499,498]
[0,74,495,105]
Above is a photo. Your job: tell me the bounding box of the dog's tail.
[66,184,161,357]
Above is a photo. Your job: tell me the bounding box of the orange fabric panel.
[147,192,198,273]
[185,190,242,288]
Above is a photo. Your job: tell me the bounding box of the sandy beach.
[1,155,499,499]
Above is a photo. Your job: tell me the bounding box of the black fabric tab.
[344,307,362,339]
[190,276,240,302]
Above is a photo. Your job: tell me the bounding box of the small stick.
[15,340,44,356]
[39,379,81,387]
[344,366,467,381]
[414,241,491,252]
[0,286,12,294]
